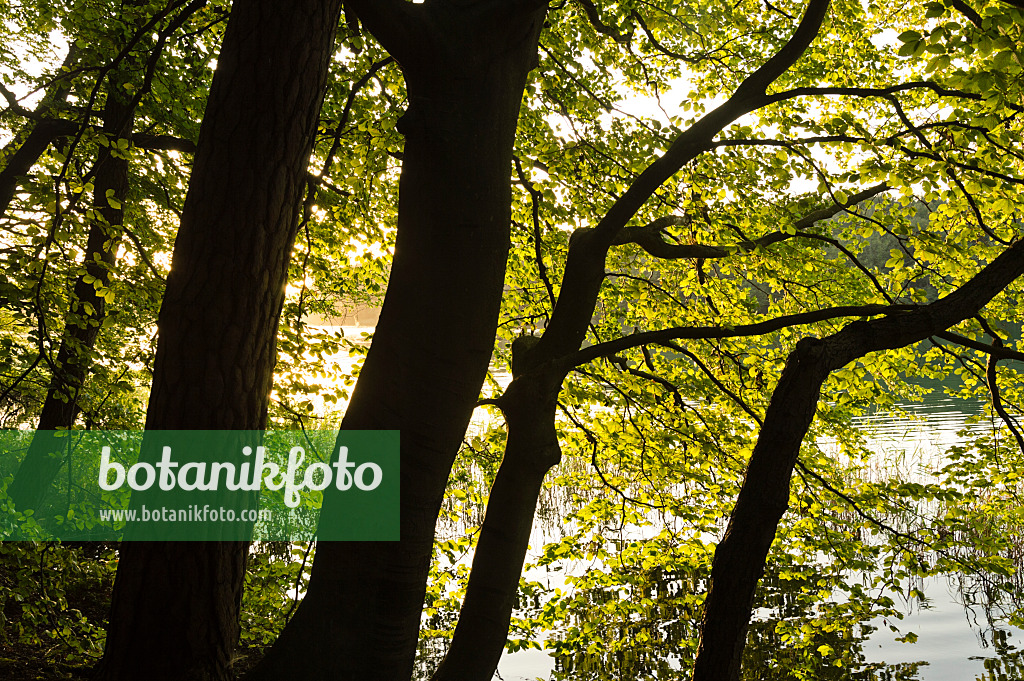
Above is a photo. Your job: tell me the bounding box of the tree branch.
[343,0,424,62]
[984,336,1024,455]
[567,303,908,369]
[133,132,198,153]
[592,0,831,244]
[573,0,632,43]
[764,82,1024,113]
[660,341,763,424]
[612,183,887,259]
[693,237,1024,680]
[0,81,33,117]
[532,0,832,364]
[935,331,1024,363]
[949,0,983,27]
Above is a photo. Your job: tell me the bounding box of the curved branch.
[935,331,1024,363]
[568,303,907,369]
[985,336,1024,455]
[693,237,1024,680]
[764,82,1024,113]
[343,0,425,62]
[533,0,832,363]
[574,0,632,43]
[592,0,831,244]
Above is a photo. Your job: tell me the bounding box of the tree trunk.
[419,2,835,671]
[246,4,547,680]
[0,46,79,217]
[431,369,562,681]
[95,1,344,679]
[692,238,1024,681]
[7,60,133,513]
[691,338,830,681]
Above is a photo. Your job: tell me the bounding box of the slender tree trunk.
[692,238,1024,681]
[691,338,830,681]
[7,63,133,513]
[431,368,562,681]
[422,2,835,674]
[0,46,79,217]
[95,1,344,679]
[247,5,547,680]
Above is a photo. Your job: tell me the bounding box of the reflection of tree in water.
[970,628,1024,681]
[974,653,1024,681]
[411,546,1022,681]
[547,565,930,681]
[410,537,1023,681]
[408,423,1024,681]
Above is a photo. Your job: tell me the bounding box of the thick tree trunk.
[409,3,836,674]
[692,238,1024,681]
[7,67,133,513]
[247,5,547,680]
[95,1,344,680]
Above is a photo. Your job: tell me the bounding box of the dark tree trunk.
[95,1,344,679]
[431,367,563,681]
[421,3,834,674]
[691,338,830,681]
[7,66,133,513]
[246,4,547,680]
[692,238,1024,681]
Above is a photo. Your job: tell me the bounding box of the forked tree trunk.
[425,2,834,675]
[247,4,547,680]
[95,1,344,679]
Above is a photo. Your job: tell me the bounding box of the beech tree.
[253,0,1024,680]
[2,0,1022,679]
[95,1,349,679]
[5,0,217,515]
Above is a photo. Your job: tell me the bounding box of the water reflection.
[540,565,931,681]
[414,391,1023,681]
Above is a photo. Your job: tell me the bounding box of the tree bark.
[246,3,547,680]
[419,2,833,674]
[95,1,344,680]
[691,337,830,681]
[692,237,1024,681]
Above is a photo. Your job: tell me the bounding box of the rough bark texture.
[362,2,836,677]
[246,3,547,680]
[8,66,133,513]
[692,237,1024,681]
[95,1,344,679]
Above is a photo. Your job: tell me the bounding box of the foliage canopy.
[1,0,1023,678]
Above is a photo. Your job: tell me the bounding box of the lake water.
[316,328,1023,679]
[483,393,1024,681]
